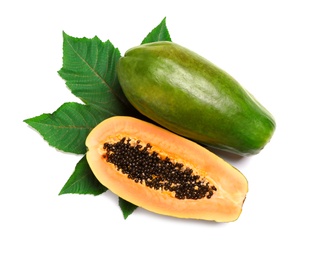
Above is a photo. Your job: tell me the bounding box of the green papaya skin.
[117,41,276,156]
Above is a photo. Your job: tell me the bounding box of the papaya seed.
[103,137,216,200]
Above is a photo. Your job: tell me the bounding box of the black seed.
[103,137,217,200]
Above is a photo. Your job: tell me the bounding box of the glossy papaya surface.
[117,41,276,156]
[86,116,248,222]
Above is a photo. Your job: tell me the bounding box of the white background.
[1,0,315,259]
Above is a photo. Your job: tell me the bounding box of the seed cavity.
[103,137,216,200]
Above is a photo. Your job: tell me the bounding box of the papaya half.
[86,116,248,222]
[117,41,276,156]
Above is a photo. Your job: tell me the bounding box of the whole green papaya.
[117,41,275,156]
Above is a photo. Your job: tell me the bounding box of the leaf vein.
[65,37,129,108]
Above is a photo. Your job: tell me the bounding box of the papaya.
[117,41,276,156]
[86,116,248,222]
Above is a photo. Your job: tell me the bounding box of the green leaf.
[59,155,107,195]
[119,197,138,219]
[141,17,172,44]
[24,102,105,154]
[58,32,136,116]
[25,18,173,219]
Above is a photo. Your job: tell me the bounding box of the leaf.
[58,32,136,116]
[59,155,107,195]
[119,197,138,219]
[25,17,173,219]
[24,102,105,154]
[141,17,172,44]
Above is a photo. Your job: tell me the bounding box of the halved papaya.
[86,116,248,222]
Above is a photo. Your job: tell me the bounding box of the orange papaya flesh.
[86,116,248,222]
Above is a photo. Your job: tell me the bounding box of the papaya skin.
[117,41,276,156]
[86,116,248,222]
